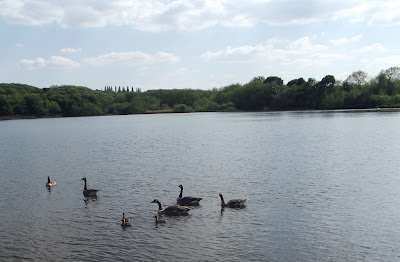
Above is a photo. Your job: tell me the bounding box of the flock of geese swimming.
[46,176,249,227]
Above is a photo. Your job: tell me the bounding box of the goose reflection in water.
[83,196,98,206]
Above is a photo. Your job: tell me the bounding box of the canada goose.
[154,214,167,224]
[121,218,132,227]
[151,199,190,216]
[177,185,202,206]
[121,213,131,223]
[218,193,248,208]
[121,213,132,227]
[46,176,56,187]
[81,178,99,197]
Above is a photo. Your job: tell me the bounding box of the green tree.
[81,102,103,116]
[0,94,12,116]
[320,75,336,89]
[287,78,306,87]
[128,96,146,113]
[250,76,266,83]
[241,81,274,110]
[173,104,191,113]
[264,76,284,85]
[48,101,61,115]
[371,73,389,95]
[24,93,47,116]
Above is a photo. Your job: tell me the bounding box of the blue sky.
[1,0,399,91]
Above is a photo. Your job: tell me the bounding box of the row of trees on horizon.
[0,67,399,118]
[104,86,142,93]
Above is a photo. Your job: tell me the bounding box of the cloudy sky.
[1,0,399,91]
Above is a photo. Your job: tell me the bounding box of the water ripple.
[1,112,400,261]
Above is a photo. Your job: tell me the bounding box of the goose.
[121,218,132,227]
[151,199,190,216]
[218,193,248,208]
[121,213,132,227]
[121,213,131,223]
[46,176,56,187]
[177,185,202,206]
[154,214,167,224]
[81,177,99,197]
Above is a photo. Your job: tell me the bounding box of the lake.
[0,111,399,261]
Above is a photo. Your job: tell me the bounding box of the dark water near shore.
[0,111,399,261]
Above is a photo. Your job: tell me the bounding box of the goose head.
[151,199,163,212]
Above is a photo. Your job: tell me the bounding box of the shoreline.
[1,107,399,121]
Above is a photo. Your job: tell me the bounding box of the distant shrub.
[48,101,61,115]
[173,104,191,113]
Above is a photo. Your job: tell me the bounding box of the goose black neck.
[83,179,87,190]
[219,194,225,205]
[156,201,162,210]
[179,187,183,198]
[47,177,50,183]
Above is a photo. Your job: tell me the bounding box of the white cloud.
[199,37,349,81]
[0,0,63,25]
[17,57,46,70]
[1,0,398,31]
[368,0,400,25]
[375,55,400,65]
[17,50,179,70]
[84,51,180,66]
[200,37,332,65]
[330,34,362,46]
[17,56,80,70]
[333,0,400,25]
[332,2,374,23]
[200,45,258,63]
[16,43,24,48]
[287,37,327,52]
[359,43,385,53]
[60,47,82,54]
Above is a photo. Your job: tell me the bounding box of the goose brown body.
[121,213,132,227]
[151,199,190,216]
[154,214,167,224]
[121,218,132,227]
[46,176,56,187]
[122,213,131,223]
[219,193,248,208]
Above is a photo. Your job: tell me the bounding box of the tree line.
[0,67,399,118]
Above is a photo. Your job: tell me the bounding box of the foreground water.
[0,111,399,261]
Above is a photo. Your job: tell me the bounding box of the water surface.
[0,111,399,261]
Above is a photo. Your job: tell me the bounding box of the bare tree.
[345,70,369,86]
[382,67,400,80]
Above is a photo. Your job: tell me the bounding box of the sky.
[0,0,399,91]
